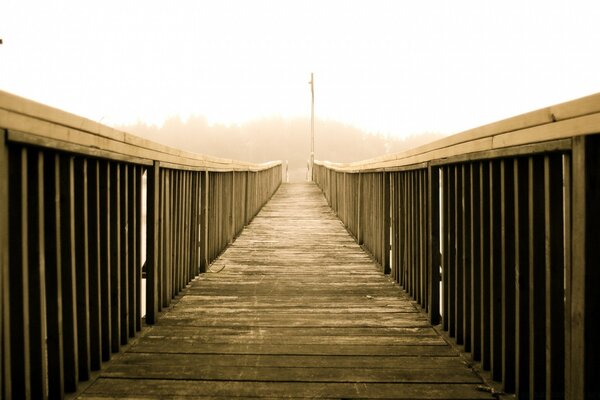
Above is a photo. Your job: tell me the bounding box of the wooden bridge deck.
[79,183,493,399]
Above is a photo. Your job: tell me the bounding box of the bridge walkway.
[79,183,493,399]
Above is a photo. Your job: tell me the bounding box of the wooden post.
[357,173,363,245]
[569,135,600,399]
[146,161,160,324]
[383,172,391,274]
[0,130,10,398]
[200,171,209,272]
[428,164,440,325]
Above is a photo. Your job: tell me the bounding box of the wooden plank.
[127,165,137,337]
[447,166,456,337]
[145,162,160,324]
[544,154,565,398]
[383,172,390,274]
[74,158,91,381]
[84,379,494,399]
[441,168,449,331]
[8,147,31,397]
[430,138,571,166]
[470,162,481,362]
[489,160,502,381]
[528,156,546,397]
[86,160,102,370]
[462,164,472,352]
[479,161,491,371]
[427,165,440,325]
[83,183,494,400]
[0,92,281,172]
[500,159,515,392]
[98,161,111,361]
[513,157,530,398]
[44,153,65,398]
[0,131,8,399]
[109,163,121,354]
[119,165,129,345]
[28,151,48,398]
[454,165,463,345]
[59,154,78,392]
[200,171,208,273]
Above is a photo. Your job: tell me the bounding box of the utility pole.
[309,72,314,181]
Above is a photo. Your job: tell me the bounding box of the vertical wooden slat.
[146,161,160,325]
[87,160,102,370]
[28,151,48,398]
[200,171,208,272]
[462,164,472,352]
[45,154,64,397]
[442,168,449,330]
[135,166,143,331]
[0,131,9,399]
[99,161,111,360]
[489,160,502,381]
[514,157,530,398]
[109,163,121,354]
[544,154,564,398]
[500,159,515,392]
[383,172,390,274]
[529,156,546,397]
[447,166,456,337]
[480,161,490,371]
[60,155,78,392]
[357,173,362,245]
[563,153,572,400]
[455,165,464,345]
[74,158,91,381]
[428,165,440,325]
[127,165,137,336]
[119,165,129,345]
[418,171,425,306]
[8,147,31,398]
[470,162,481,361]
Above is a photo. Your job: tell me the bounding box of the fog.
[119,117,443,182]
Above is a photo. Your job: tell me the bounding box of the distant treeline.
[118,116,444,181]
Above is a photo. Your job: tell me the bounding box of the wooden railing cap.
[0,90,282,171]
[316,92,600,172]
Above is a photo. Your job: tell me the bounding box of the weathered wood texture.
[315,127,600,399]
[0,94,282,399]
[80,183,493,399]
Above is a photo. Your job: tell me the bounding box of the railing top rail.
[0,90,281,172]
[316,92,600,172]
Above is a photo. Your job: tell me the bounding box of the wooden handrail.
[0,91,282,399]
[314,92,600,399]
[316,92,600,172]
[0,90,281,172]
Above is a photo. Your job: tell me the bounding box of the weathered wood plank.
[80,183,493,399]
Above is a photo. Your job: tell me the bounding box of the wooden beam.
[146,162,160,324]
[0,130,10,398]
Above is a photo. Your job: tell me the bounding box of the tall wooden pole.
[309,73,314,181]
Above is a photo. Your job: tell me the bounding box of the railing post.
[383,172,391,274]
[569,135,600,399]
[145,161,160,324]
[199,171,209,272]
[357,172,363,245]
[428,164,440,325]
[0,130,9,398]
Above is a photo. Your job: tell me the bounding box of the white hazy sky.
[1,0,599,138]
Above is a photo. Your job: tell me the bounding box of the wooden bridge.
[1,91,599,399]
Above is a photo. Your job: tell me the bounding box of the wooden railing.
[314,92,600,399]
[0,91,282,399]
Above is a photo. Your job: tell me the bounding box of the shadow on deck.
[80,183,494,399]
